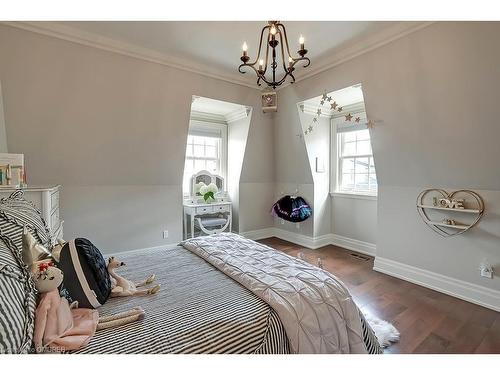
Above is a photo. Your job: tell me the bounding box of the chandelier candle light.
[239,21,311,89]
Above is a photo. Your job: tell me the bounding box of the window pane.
[341,173,354,190]
[369,157,376,175]
[194,159,205,171]
[341,158,355,173]
[356,129,370,141]
[205,145,217,158]
[355,157,369,174]
[193,144,204,157]
[342,142,356,157]
[205,137,218,147]
[205,160,217,173]
[343,131,356,142]
[357,140,372,155]
[355,173,369,191]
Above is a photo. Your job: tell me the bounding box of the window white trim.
[183,120,227,197]
[330,191,377,200]
[330,117,378,198]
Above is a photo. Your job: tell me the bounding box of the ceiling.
[191,96,246,116]
[18,21,425,88]
[304,84,365,108]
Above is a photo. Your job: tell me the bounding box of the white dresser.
[0,185,63,242]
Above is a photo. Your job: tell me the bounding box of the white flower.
[199,185,209,195]
[207,183,218,194]
[195,182,206,194]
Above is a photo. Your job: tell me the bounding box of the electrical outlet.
[479,262,493,279]
[163,230,169,239]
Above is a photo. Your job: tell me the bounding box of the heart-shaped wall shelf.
[416,189,484,237]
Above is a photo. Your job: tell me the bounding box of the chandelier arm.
[263,33,270,74]
[277,29,290,73]
[246,24,270,67]
[301,57,311,68]
[277,22,294,61]
[238,63,260,75]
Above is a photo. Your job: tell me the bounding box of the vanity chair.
[183,170,232,239]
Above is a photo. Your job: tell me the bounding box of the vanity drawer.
[214,205,229,213]
[196,206,213,214]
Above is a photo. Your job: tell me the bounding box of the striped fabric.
[0,190,52,254]
[0,233,37,354]
[75,246,290,354]
[360,312,384,354]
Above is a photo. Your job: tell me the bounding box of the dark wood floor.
[258,237,500,354]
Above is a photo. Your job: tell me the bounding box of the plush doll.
[32,260,99,352]
[107,256,160,297]
[23,233,146,352]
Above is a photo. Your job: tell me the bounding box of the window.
[183,122,226,195]
[335,125,377,195]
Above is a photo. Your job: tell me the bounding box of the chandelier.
[239,21,311,89]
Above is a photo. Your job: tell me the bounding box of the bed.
[0,192,382,354]
[75,234,382,354]
[75,244,290,354]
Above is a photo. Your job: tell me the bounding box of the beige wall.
[0,24,274,252]
[0,81,7,153]
[273,22,500,300]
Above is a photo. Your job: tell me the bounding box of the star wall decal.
[337,106,343,112]
[366,119,375,129]
[317,109,322,115]
[330,101,338,110]
[321,93,328,101]
[313,117,317,122]
[355,117,361,123]
[345,113,353,121]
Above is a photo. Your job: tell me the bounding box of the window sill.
[330,191,378,201]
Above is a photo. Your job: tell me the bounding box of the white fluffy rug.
[365,315,400,348]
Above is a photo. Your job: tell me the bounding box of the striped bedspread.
[75,245,290,354]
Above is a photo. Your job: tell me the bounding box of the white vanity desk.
[182,170,232,239]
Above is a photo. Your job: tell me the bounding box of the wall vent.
[349,253,370,261]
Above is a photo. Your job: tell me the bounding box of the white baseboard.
[240,227,375,255]
[240,228,276,241]
[330,234,376,256]
[106,243,179,256]
[374,257,500,312]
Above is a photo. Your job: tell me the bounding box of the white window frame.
[183,120,227,196]
[330,115,377,198]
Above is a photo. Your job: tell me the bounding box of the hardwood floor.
[257,237,500,354]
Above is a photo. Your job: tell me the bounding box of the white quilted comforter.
[181,233,367,354]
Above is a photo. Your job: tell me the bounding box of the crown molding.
[3,21,434,93]
[226,107,251,123]
[1,21,259,90]
[277,21,435,91]
[190,107,250,125]
[190,110,227,124]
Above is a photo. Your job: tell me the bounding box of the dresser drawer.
[214,205,230,213]
[50,190,60,212]
[196,206,213,214]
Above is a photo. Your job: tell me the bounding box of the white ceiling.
[13,21,426,89]
[191,96,246,116]
[304,84,365,108]
[52,21,404,86]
